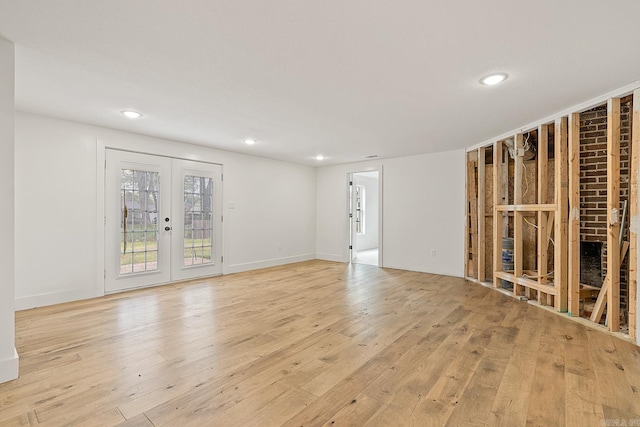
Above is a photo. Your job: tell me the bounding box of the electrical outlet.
[431,249,437,257]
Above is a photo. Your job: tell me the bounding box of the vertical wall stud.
[568,113,581,316]
[629,89,639,340]
[607,98,621,332]
[478,147,486,282]
[555,116,569,312]
[514,134,524,296]
[537,124,549,304]
[493,140,504,288]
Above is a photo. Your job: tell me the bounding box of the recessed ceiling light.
[245,139,257,145]
[121,110,143,119]
[480,73,508,86]
[315,154,325,161]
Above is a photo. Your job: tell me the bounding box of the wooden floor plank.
[0,260,637,426]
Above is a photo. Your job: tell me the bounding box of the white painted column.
[0,36,18,383]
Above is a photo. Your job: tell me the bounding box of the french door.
[105,150,222,293]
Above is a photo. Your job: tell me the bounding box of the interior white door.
[350,175,358,262]
[171,159,222,281]
[105,150,172,292]
[105,150,222,293]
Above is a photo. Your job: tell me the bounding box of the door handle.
[165,226,171,231]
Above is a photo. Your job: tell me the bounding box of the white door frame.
[346,166,383,267]
[96,140,224,297]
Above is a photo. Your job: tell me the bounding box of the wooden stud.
[501,144,509,236]
[629,92,639,338]
[514,134,525,296]
[590,242,629,324]
[555,117,569,312]
[465,153,473,278]
[495,204,556,212]
[466,153,479,278]
[545,213,556,307]
[607,98,621,332]
[568,113,581,316]
[537,125,549,304]
[493,141,504,288]
[478,147,486,283]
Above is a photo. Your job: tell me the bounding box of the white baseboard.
[382,262,464,278]
[315,253,346,263]
[15,288,96,311]
[0,348,19,384]
[225,253,316,274]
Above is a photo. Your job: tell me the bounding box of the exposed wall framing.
[465,88,639,342]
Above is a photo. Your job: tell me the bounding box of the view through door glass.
[183,175,214,267]
[120,169,160,274]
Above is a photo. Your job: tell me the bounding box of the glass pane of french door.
[183,175,213,267]
[120,169,160,274]
[171,159,222,281]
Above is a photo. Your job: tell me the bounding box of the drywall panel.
[14,112,316,309]
[0,37,18,383]
[316,149,465,277]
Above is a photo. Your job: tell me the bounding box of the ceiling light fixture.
[244,139,257,145]
[315,154,325,161]
[121,110,143,119]
[480,73,508,86]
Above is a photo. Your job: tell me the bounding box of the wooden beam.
[537,124,549,304]
[607,98,621,332]
[590,242,629,324]
[514,134,525,296]
[465,153,474,278]
[495,204,557,212]
[478,147,486,282]
[501,143,509,236]
[568,113,581,316]
[467,153,479,278]
[555,116,569,312]
[494,272,559,295]
[493,141,504,288]
[627,92,638,338]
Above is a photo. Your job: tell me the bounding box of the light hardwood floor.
[1,260,639,426]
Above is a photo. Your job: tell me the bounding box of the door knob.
[165,226,171,231]
[165,217,170,222]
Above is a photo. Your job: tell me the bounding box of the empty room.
[1,1,640,426]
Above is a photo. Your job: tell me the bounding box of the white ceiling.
[1,1,639,166]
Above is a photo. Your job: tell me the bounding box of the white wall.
[0,37,18,383]
[354,173,379,251]
[14,112,316,309]
[317,150,465,277]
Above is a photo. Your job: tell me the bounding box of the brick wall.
[579,101,631,310]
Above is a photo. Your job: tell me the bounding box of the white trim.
[347,166,384,267]
[467,80,640,152]
[316,253,347,263]
[0,348,18,384]
[383,262,464,278]
[225,253,316,274]
[378,166,384,267]
[15,289,96,311]
[96,138,106,298]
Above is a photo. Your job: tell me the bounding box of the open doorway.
[349,170,381,266]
